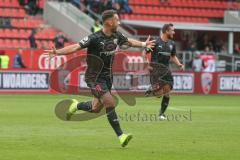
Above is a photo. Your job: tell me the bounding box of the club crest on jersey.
[158,45,162,49]
[201,73,213,94]
[169,44,173,51]
[80,36,89,45]
[113,39,118,45]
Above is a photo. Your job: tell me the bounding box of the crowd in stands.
[0,48,26,69]
[0,18,11,28]
[71,0,132,17]
[179,32,240,72]
[185,34,226,54]
[91,19,101,33]
[18,0,40,15]
[54,32,68,49]
[234,43,240,55]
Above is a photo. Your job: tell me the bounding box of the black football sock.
[106,107,123,137]
[160,96,170,115]
[77,101,92,112]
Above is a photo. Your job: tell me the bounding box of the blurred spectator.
[85,0,94,12]
[203,45,213,54]
[197,33,210,50]
[29,29,37,49]
[202,46,216,72]
[104,0,114,10]
[0,50,5,68]
[94,0,114,14]
[119,0,132,14]
[161,0,171,5]
[234,43,240,55]
[71,0,81,8]
[214,39,224,53]
[208,42,214,52]
[192,51,204,72]
[25,0,38,15]
[114,1,121,16]
[187,42,197,53]
[0,54,10,69]
[221,45,227,54]
[73,0,125,17]
[18,0,25,6]
[91,19,101,33]
[54,32,68,49]
[13,48,26,69]
[90,0,103,14]
[0,18,11,28]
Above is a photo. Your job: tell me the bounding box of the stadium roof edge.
[122,20,240,32]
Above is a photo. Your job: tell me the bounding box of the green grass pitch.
[0,94,239,160]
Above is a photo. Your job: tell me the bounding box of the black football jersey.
[150,37,176,67]
[79,30,128,81]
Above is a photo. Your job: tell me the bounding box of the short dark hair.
[102,10,117,23]
[162,23,174,33]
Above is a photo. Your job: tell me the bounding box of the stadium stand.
[124,0,240,23]
[0,0,59,49]
[0,0,240,71]
[1,0,239,49]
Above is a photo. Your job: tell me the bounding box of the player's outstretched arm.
[170,55,184,71]
[43,43,81,57]
[128,35,155,51]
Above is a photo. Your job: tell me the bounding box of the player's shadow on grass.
[55,99,105,121]
[55,95,119,121]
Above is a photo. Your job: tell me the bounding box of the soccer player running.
[143,23,184,120]
[44,10,155,147]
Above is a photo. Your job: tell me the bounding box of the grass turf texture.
[0,94,239,160]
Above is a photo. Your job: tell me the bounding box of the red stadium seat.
[0,8,3,16]
[138,0,145,5]
[0,39,4,48]
[0,0,71,49]
[3,8,12,17]
[36,40,43,49]
[12,29,19,38]
[5,39,12,48]
[19,29,29,39]
[12,9,19,17]
[12,39,20,48]
[4,0,12,7]
[48,31,56,39]
[18,9,26,18]
[123,0,231,22]
[39,0,45,9]
[4,29,12,38]
[0,29,4,38]
[20,39,30,48]
[12,0,20,7]
[171,8,178,16]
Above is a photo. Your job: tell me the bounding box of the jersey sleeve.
[79,34,95,49]
[117,32,128,45]
[171,42,176,56]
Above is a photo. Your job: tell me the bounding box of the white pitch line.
[168,107,190,111]
[169,106,239,111]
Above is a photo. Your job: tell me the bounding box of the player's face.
[166,26,175,39]
[110,14,120,32]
